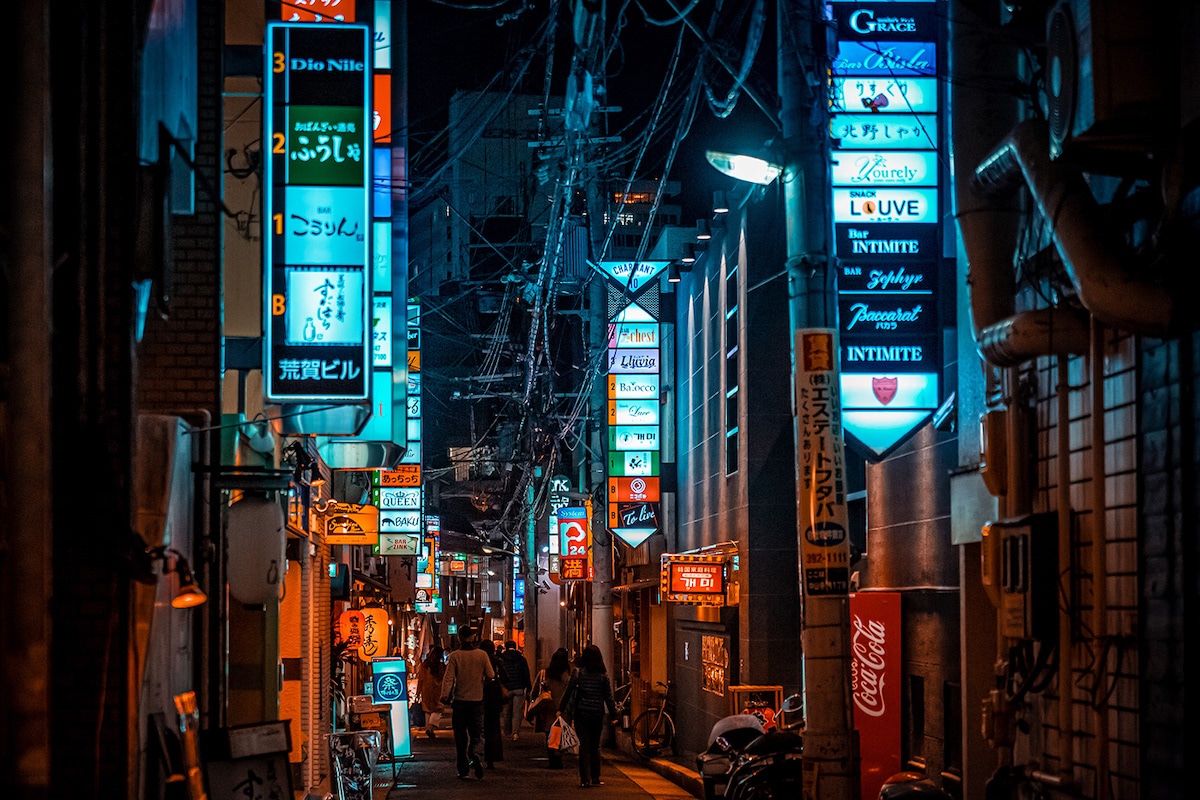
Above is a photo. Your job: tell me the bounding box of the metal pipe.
[1090,319,1111,800]
[4,3,53,793]
[1055,358,1075,784]
[975,119,1179,338]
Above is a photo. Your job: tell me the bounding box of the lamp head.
[706,149,782,185]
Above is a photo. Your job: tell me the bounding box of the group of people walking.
[414,628,618,788]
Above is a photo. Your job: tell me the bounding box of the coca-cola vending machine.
[850,591,902,800]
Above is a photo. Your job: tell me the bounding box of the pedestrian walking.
[479,639,507,768]
[440,627,494,780]
[533,647,573,769]
[499,639,532,739]
[416,645,446,738]
[561,644,616,788]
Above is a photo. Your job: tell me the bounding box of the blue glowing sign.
[830,3,942,459]
[265,22,371,403]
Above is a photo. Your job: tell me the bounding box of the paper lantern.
[357,606,390,662]
[337,610,365,650]
[226,496,286,604]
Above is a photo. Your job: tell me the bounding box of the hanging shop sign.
[607,477,660,503]
[323,501,379,546]
[379,533,420,556]
[264,22,372,403]
[830,0,943,460]
[660,554,727,606]
[415,516,442,612]
[558,506,592,581]
[592,260,671,290]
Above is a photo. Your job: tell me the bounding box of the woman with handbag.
[562,644,616,788]
[533,648,573,769]
[416,645,446,738]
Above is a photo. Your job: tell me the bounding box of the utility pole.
[780,2,859,798]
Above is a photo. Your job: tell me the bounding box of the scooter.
[721,693,804,800]
[696,695,805,800]
[695,714,766,800]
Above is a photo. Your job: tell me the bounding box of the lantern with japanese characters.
[357,606,390,662]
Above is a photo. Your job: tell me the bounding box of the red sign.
[668,562,723,594]
[380,465,421,487]
[560,557,588,581]
[608,476,660,503]
[850,591,902,800]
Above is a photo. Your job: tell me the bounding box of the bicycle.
[631,680,675,760]
[613,681,633,726]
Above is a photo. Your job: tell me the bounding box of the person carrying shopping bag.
[532,647,573,769]
[561,644,616,788]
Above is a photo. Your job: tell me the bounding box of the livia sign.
[264,23,372,403]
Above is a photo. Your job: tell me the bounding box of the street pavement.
[367,720,701,800]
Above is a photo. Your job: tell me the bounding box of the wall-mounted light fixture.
[713,190,730,215]
[681,243,696,265]
[667,262,682,283]
[148,547,208,608]
[696,218,711,240]
[282,440,315,486]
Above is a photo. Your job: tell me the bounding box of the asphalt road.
[365,720,700,800]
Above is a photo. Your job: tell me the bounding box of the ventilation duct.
[974,118,1177,339]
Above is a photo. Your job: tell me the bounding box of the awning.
[611,577,659,593]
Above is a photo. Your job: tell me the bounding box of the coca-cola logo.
[851,614,888,718]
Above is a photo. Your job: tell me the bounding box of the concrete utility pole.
[780,2,859,798]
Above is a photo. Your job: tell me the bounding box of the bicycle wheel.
[632,709,674,759]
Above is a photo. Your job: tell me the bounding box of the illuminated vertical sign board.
[590,264,665,548]
[829,0,942,459]
[415,515,442,613]
[265,23,371,403]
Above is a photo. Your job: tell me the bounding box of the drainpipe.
[1090,319,1111,800]
[974,118,1178,339]
[1055,359,1075,787]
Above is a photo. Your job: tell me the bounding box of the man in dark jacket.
[498,640,532,739]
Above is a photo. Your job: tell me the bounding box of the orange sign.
[374,74,391,144]
[669,562,723,594]
[381,465,421,487]
[608,476,659,503]
[560,557,588,580]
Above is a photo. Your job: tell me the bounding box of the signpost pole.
[781,2,859,798]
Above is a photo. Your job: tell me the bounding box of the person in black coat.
[479,639,507,768]
[561,644,616,788]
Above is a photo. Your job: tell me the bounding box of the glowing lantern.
[357,606,390,662]
[337,610,365,652]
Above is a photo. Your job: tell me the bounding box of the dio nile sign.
[264,22,372,403]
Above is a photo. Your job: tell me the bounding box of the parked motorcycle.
[696,714,765,800]
[696,695,805,800]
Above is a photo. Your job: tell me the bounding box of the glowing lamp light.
[705,150,782,185]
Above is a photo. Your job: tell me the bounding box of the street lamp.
[705,149,783,185]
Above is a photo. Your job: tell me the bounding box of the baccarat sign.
[830,0,943,459]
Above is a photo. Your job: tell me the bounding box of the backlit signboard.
[323,501,379,546]
[660,554,727,606]
[831,0,942,459]
[265,23,371,403]
[591,260,664,549]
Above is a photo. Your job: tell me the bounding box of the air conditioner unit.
[1045,0,1164,163]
